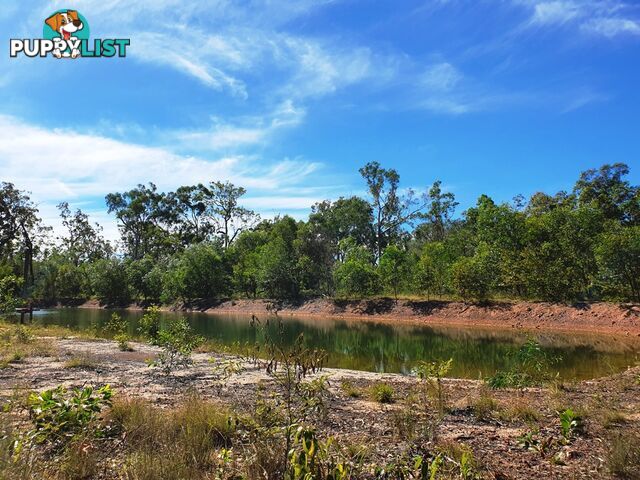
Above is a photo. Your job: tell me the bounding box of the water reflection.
[32,309,640,379]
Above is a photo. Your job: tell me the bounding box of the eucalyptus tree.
[573,163,639,225]
[106,183,177,259]
[359,162,444,262]
[198,181,258,249]
[308,196,374,261]
[0,182,48,290]
[57,202,111,266]
[596,224,640,302]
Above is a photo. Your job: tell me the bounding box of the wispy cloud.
[421,62,463,91]
[581,17,640,37]
[0,115,337,239]
[528,1,582,26]
[170,100,306,151]
[517,0,640,38]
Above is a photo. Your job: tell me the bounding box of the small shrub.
[148,317,204,375]
[340,380,362,398]
[413,358,452,417]
[370,383,394,404]
[105,312,133,351]
[138,306,161,343]
[558,408,582,441]
[287,427,352,480]
[472,389,499,421]
[63,353,99,370]
[392,403,419,439]
[26,385,112,445]
[114,333,133,352]
[436,441,483,479]
[517,429,545,454]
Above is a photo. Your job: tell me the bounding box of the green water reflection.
[33,309,640,380]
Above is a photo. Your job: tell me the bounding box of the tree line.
[0,162,639,306]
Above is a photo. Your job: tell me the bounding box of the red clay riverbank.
[72,298,640,337]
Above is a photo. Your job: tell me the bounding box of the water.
[31,308,640,380]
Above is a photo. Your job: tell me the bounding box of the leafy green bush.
[287,426,351,480]
[87,258,131,305]
[334,242,380,298]
[138,306,161,342]
[449,245,495,302]
[0,275,22,315]
[26,385,112,444]
[558,408,582,441]
[161,243,231,302]
[105,312,133,351]
[148,317,204,375]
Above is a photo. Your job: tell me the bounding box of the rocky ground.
[1,335,639,479]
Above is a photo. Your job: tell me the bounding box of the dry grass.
[607,432,640,479]
[498,398,540,423]
[109,395,236,479]
[340,379,362,398]
[472,388,500,421]
[369,382,395,404]
[0,325,57,368]
[63,352,100,370]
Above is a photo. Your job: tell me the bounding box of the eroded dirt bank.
[74,298,640,336]
[1,336,639,479]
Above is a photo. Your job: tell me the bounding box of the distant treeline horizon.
[1,162,638,306]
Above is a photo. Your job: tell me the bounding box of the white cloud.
[582,17,640,37]
[171,100,306,151]
[281,38,374,99]
[0,115,334,240]
[130,31,249,97]
[421,62,463,91]
[516,0,640,38]
[529,1,582,25]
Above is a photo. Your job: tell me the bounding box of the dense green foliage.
[26,385,113,445]
[1,162,639,304]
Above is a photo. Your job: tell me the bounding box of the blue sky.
[1,0,639,239]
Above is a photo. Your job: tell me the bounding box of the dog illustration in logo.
[45,10,84,59]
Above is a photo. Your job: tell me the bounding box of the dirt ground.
[1,336,639,479]
[75,298,640,337]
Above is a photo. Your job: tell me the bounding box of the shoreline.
[66,298,640,337]
[1,334,639,479]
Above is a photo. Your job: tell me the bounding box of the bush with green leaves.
[558,408,582,441]
[449,245,495,302]
[148,317,204,375]
[105,312,133,351]
[138,305,161,343]
[161,243,231,303]
[287,427,352,480]
[25,385,112,445]
[0,275,22,315]
[86,258,131,305]
[334,242,380,298]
